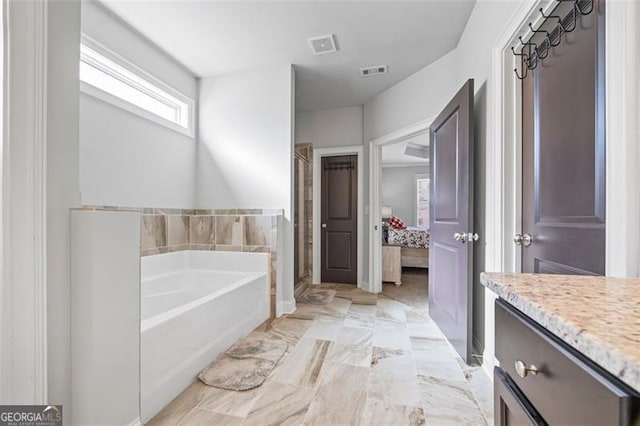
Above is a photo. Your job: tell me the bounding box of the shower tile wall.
[295,143,313,283]
[80,206,282,318]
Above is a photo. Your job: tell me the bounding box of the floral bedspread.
[387,226,430,249]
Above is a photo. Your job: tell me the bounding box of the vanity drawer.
[495,299,639,425]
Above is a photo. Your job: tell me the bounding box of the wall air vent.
[307,34,338,55]
[360,65,389,77]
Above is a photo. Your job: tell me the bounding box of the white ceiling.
[382,132,429,167]
[100,0,476,112]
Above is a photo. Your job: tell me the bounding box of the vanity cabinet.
[495,299,640,425]
[494,366,546,425]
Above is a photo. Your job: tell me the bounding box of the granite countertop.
[481,272,640,393]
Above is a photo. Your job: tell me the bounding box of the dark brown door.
[429,79,474,362]
[521,0,605,275]
[321,155,357,283]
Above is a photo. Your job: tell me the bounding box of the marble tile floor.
[148,285,493,426]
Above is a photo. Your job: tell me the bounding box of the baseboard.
[358,281,376,292]
[281,299,296,315]
[128,417,141,426]
[482,348,497,381]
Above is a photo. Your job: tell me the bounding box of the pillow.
[388,215,407,229]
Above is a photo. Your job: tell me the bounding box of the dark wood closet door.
[521,0,605,275]
[321,155,357,284]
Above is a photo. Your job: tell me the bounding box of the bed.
[387,226,430,269]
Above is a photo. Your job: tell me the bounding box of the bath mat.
[199,356,275,391]
[226,334,288,363]
[199,334,288,391]
[296,288,336,305]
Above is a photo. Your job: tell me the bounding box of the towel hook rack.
[512,0,594,78]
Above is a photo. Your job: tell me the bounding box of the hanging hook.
[540,8,568,32]
[548,2,579,34]
[526,52,539,70]
[511,46,530,65]
[518,36,538,50]
[536,45,549,61]
[563,3,579,32]
[539,9,563,47]
[547,29,562,47]
[511,47,529,80]
[528,23,551,59]
[575,0,594,15]
[539,8,563,23]
[529,22,549,38]
[514,67,528,80]
[518,36,538,68]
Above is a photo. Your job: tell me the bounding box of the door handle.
[321,223,327,229]
[514,233,533,247]
[454,232,479,243]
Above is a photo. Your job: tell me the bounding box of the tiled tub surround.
[139,212,278,256]
[80,206,283,318]
[481,272,640,393]
[141,210,280,318]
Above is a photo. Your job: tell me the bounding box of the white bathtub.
[140,250,270,422]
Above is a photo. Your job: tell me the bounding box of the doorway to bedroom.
[372,126,431,311]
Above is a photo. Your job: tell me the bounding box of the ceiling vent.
[360,65,389,77]
[308,34,338,55]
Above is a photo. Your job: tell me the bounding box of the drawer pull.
[515,359,539,378]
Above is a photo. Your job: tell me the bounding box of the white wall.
[196,64,295,312]
[80,2,197,209]
[296,106,363,147]
[381,166,427,227]
[364,50,458,142]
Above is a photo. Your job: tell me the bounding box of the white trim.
[312,145,364,288]
[368,117,435,293]
[1,0,48,403]
[79,34,195,138]
[604,0,640,277]
[369,117,434,147]
[33,0,48,404]
[483,0,555,378]
[128,417,142,426]
[281,300,296,315]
